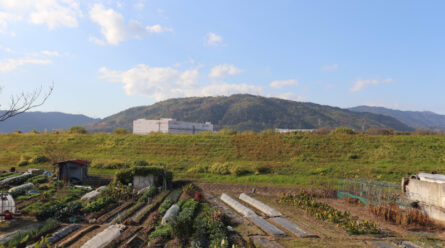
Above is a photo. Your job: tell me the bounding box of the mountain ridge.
[349,106,445,131]
[88,94,414,132]
[0,111,100,133]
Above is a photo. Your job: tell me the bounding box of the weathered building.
[55,159,89,184]
[403,173,445,223]
[133,118,213,134]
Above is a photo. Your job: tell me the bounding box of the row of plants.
[191,205,230,248]
[279,192,381,235]
[187,162,271,176]
[158,189,182,214]
[2,218,59,248]
[138,186,158,203]
[82,196,115,213]
[132,190,170,224]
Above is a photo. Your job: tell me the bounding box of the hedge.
[112,166,173,187]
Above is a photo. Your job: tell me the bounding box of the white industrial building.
[133,118,213,134]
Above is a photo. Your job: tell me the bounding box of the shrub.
[187,164,209,174]
[209,162,230,175]
[315,126,334,134]
[254,166,271,175]
[217,128,238,135]
[133,159,149,167]
[112,166,172,187]
[31,155,50,164]
[112,128,130,135]
[229,165,250,176]
[331,127,355,135]
[91,159,130,169]
[365,128,394,135]
[68,126,87,134]
[13,130,22,134]
[17,160,29,167]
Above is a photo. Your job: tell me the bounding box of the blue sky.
[0,0,444,118]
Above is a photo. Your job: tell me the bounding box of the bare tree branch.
[0,84,54,122]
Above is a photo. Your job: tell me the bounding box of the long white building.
[133,118,213,134]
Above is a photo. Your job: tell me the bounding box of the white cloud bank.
[0,0,82,30]
[269,79,298,89]
[0,58,51,72]
[208,64,241,78]
[99,64,263,101]
[89,4,171,45]
[350,78,394,92]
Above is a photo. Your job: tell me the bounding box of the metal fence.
[337,178,400,206]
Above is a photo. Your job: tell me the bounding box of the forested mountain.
[350,106,445,131]
[0,111,100,133]
[88,94,413,132]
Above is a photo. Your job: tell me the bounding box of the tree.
[0,85,53,122]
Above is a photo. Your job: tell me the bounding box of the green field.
[1,132,444,187]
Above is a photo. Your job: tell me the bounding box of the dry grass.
[368,204,431,228]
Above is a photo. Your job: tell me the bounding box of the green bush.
[112,166,172,187]
[69,126,88,134]
[187,164,209,174]
[112,128,130,135]
[209,162,230,175]
[133,159,149,167]
[31,155,50,164]
[331,127,355,135]
[254,166,271,175]
[17,160,29,167]
[217,128,238,135]
[91,159,130,169]
[229,165,250,176]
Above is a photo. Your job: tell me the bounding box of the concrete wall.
[405,178,445,208]
[133,175,155,189]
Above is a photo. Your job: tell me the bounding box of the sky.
[0,0,444,118]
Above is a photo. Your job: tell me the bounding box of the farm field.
[1,132,445,187]
[0,168,444,248]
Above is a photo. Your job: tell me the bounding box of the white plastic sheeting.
[26,224,82,248]
[220,193,257,217]
[8,183,34,195]
[80,224,126,248]
[81,186,107,201]
[0,173,31,186]
[0,194,15,214]
[417,173,445,184]
[161,204,180,224]
[239,193,282,217]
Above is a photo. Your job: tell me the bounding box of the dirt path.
[67,225,109,248]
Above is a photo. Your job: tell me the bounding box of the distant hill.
[0,111,100,133]
[349,106,445,131]
[88,94,413,132]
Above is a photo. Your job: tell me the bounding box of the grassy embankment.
[0,132,444,187]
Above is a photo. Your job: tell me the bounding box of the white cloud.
[208,64,241,78]
[89,36,106,46]
[89,4,171,45]
[206,32,223,46]
[350,78,394,92]
[99,64,263,101]
[0,0,81,30]
[40,50,59,56]
[0,58,51,72]
[270,79,299,89]
[322,64,338,72]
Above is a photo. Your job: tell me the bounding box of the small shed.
[55,159,89,184]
